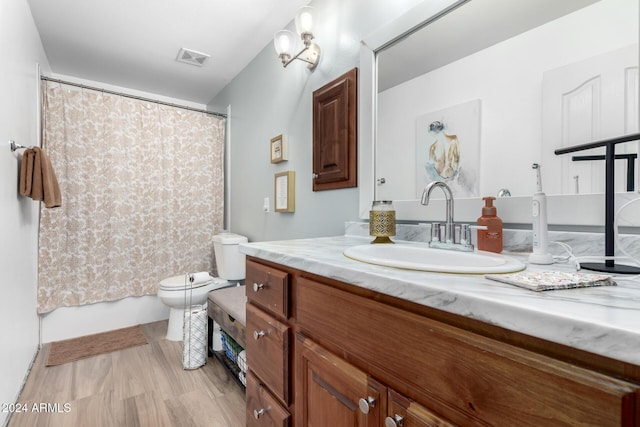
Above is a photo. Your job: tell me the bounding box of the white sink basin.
[344,243,525,274]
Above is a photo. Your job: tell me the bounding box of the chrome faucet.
[421,181,473,252]
[421,181,454,242]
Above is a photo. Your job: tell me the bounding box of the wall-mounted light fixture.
[273,6,320,70]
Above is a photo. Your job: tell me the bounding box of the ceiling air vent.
[176,48,210,67]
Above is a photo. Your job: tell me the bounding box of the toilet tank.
[212,233,248,281]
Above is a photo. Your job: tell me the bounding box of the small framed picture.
[274,171,295,213]
[270,134,288,163]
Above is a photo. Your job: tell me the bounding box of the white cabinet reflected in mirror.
[359,0,640,226]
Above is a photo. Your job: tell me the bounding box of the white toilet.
[157,232,248,341]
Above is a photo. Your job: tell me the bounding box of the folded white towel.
[188,271,212,285]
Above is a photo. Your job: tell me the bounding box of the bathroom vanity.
[242,236,640,426]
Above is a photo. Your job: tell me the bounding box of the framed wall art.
[270,134,288,163]
[415,99,481,198]
[274,171,295,212]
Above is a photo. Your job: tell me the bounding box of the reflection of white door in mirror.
[542,44,639,195]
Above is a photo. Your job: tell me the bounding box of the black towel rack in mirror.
[555,132,640,274]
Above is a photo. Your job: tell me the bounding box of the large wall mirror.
[358,0,640,227]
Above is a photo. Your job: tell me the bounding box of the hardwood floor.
[8,321,246,427]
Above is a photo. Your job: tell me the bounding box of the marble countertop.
[241,235,640,366]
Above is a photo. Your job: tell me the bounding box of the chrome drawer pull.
[253,408,266,419]
[253,282,264,292]
[253,330,265,340]
[358,396,376,414]
[385,415,405,427]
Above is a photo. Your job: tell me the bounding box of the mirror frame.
[357,0,640,227]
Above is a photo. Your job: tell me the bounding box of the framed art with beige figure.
[274,171,295,212]
[270,134,288,163]
[415,99,481,198]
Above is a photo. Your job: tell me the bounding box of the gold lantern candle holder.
[369,200,396,244]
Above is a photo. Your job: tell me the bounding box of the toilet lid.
[158,275,227,291]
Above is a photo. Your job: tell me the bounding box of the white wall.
[209,0,424,242]
[0,0,50,424]
[377,0,639,200]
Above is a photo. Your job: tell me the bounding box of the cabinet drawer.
[246,371,291,427]
[208,303,246,349]
[247,303,290,404]
[296,277,639,426]
[246,259,289,319]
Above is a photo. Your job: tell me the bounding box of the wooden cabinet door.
[312,67,358,191]
[296,334,383,427]
[386,389,457,427]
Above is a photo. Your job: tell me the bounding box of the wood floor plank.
[147,340,203,400]
[111,343,158,401]
[125,391,172,427]
[166,389,230,427]
[215,386,247,426]
[70,352,113,400]
[66,390,128,427]
[7,321,245,427]
[198,356,241,398]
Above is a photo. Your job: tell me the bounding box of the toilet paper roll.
[182,304,207,370]
[188,271,211,285]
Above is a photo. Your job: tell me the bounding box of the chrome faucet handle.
[460,224,472,245]
[431,223,441,242]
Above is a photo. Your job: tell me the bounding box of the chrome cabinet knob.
[253,408,265,419]
[253,330,265,340]
[385,415,405,427]
[253,282,264,292]
[358,396,376,414]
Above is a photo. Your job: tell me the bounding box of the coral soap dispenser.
[477,196,503,253]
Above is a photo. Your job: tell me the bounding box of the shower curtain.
[37,81,225,314]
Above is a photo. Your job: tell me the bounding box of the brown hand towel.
[44,152,62,208]
[19,148,35,196]
[19,147,62,208]
[34,147,62,208]
[31,148,44,202]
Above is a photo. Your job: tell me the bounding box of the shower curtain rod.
[40,76,227,119]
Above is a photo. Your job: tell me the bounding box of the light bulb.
[295,6,314,36]
[274,30,295,56]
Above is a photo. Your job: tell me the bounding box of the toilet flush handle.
[253,282,264,292]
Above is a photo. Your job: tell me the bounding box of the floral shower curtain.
[37,81,225,314]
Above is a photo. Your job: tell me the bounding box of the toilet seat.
[159,275,228,291]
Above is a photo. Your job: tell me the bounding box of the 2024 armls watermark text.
[2,402,72,413]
